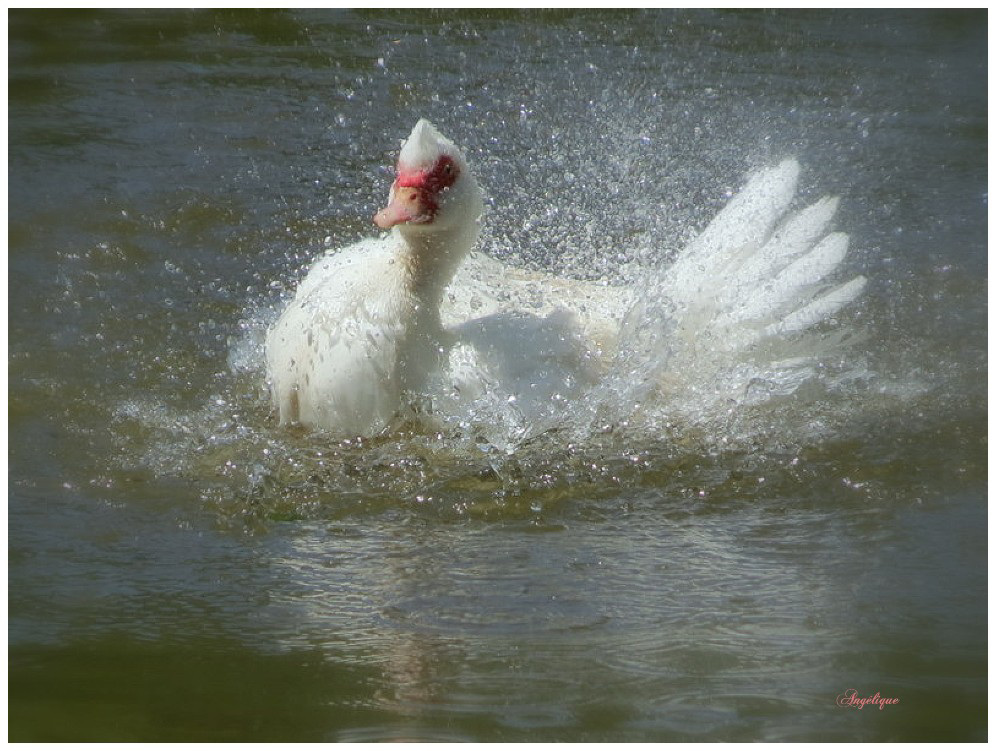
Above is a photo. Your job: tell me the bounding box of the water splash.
[111,139,893,528]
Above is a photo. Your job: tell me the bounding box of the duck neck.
[399,211,481,309]
[393,217,480,396]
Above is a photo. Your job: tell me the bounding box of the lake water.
[8,9,987,742]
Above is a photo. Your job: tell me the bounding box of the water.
[8,9,986,742]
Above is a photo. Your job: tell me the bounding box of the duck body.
[266,236,426,434]
[265,119,866,439]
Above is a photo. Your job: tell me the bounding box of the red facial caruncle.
[374,155,460,229]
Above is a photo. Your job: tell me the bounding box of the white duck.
[266,119,483,435]
[266,119,865,438]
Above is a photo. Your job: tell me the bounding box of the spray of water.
[115,106,893,523]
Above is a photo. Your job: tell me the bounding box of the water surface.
[9,9,987,742]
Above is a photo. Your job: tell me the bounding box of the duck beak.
[374,185,432,228]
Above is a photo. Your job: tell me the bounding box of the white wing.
[438,160,866,437]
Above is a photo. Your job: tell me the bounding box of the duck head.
[374,119,483,235]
